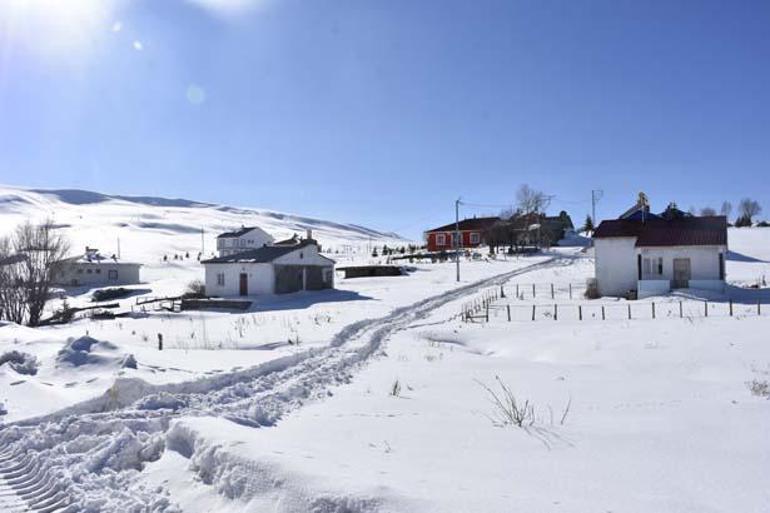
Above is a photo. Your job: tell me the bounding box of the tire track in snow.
[0,256,572,512]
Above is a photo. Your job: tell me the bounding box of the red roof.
[425,217,499,234]
[593,216,727,247]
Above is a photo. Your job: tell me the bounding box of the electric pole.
[455,198,462,282]
[201,227,205,255]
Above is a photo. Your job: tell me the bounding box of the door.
[239,273,248,296]
[672,258,691,289]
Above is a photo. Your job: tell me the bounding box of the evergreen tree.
[583,215,594,233]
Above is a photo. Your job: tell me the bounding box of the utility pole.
[201,227,205,255]
[455,198,462,282]
[117,236,121,259]
[591,190,603,245]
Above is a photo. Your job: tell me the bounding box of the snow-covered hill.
[0,185,410,264]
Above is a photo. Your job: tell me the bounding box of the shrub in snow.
[92,287,132,302]
[183,279,206,298]
[0,402,6,416]
[748,380,769,398]
[0,350,39,375]
[477,376,535,428]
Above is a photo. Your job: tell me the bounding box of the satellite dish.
[528,223,541,231]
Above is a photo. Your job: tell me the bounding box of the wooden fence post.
[486,303,489,322]
[729,299,733,317]
[532,283,536,298]
[516,284,519,297]
[705,301,708,317]
[569,283,572,299]
[652,302,655,319]
[551,283,555,299]
[578,305,582,321]
[758,300,761,316]
[601,305,605,321]
[679,301,683,318]
[532,304,536,321]
[507,304,511,322]
[501,285,505,298]
[628,304,631,320]
[554,304,558,321]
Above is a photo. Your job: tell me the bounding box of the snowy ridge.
[0,256,565,512]
[0,186,410,265]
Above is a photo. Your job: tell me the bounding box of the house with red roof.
[423,217,499,252]
[593,194,728,298]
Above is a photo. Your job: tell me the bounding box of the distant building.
[216,226,274,257]
[424,217,499,252]
[202,237,334,296]
[593,194,728,298]
[54,248,141,287]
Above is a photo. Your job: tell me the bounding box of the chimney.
[306,229,313,241]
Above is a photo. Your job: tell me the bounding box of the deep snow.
[0,187,769,512]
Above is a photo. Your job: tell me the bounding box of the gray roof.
[217,227,260,239]
[202,240,322,264]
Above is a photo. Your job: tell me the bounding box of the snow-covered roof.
[62,249,140,266]
[203,239,333,265]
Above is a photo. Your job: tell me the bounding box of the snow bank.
[165,418,396,513]
[56,336,119,367]
[0,350,39,375]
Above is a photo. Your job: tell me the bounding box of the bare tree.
[720,201,732,219]
[516,185,550,216]
[700,207,717,216]
[0,220,70,326]
[738,198,762,225]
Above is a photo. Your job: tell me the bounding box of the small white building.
[54,248,142,287]
[203,238,334,296]
[216,226,274,257]
[593,199,728,298]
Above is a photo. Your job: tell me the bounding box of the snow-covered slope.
[0,185,410,263]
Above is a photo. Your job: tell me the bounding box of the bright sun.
[0,0,114,57]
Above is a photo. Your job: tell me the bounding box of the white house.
[593,199,728,298]
[216,226,274,257]
[202,238,334,296]
[54,248,142,287]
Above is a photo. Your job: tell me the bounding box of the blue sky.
[1,0,768,238]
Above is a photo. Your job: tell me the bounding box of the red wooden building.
[424,217,499,252]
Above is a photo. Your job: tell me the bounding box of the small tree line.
[0,220,69,327]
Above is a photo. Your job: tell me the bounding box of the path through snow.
[0,256,574,512]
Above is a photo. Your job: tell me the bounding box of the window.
[108,270,118,281]
[470,232,481,244]
[657,258,663,275]
[643,258,651,276]
[87,269,93,274]
[436,233,446,246]
[452,233,460,246]
[217,273,225,286]
[719,253,725,280]
[96,269,101,274]
[77,269,83,274]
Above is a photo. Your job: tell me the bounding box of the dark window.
[637,255,642,280]
[719,253,725,280]
[87,269,93,274]
[108,270,118,281]
[95,269,101,274]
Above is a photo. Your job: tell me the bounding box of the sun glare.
[0,0,114,58]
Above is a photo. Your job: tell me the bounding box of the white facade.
[55,262,141,287]
[205,243,334,297]
[595,239,727,297]
[216,227,274,257]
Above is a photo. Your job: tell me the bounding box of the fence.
[462,285,768,323]
[506,282,590,300]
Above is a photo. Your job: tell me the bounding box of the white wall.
[55,263,141,287]
[595,238,637,296]
[637,245,725,282]
[274,244,334,267]
[205,262,275,296]
[217,228,274,257]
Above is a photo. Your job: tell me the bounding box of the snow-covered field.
[1,186,769,513]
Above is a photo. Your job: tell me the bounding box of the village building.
[424,217,499,252]
[54,248,142,287]
[202,236,335,296]
[593,194,728,298]
[216,226,274,257]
